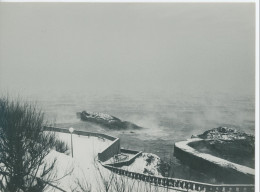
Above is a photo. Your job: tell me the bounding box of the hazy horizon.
[0,3,255,98]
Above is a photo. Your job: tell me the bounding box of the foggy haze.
[0,3,255,98]
[0,4,256,181]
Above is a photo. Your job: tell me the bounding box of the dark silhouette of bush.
[54,139,69,154]
[0,97,63,192]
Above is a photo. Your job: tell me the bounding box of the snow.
[83,111,116,122]
[44,132,113,191]
[43,132,179,192]
[2,129,252,192]
[56,132,112,161]
[121,153,162,176]
[175,138,255,176]
[198,127,253,141]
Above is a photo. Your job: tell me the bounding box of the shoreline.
[55,121,225,184]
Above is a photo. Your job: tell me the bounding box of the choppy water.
[27,91,255,184]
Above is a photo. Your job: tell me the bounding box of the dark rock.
[191,127,255,168]
[191,134,198,138]
[79,111,142,130]
[197,126,254,141]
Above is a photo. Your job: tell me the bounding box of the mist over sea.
[35,90,254,136]
[1,83,254,183]
[17,89,253,183]
[0,2,256,185]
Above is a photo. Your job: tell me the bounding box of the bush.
[54,138,69,154]
[0,97,58,192]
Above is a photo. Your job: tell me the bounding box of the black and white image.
[0,1,258,192]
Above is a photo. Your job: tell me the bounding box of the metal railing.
[104,165,255,192]
[45,126,255,192]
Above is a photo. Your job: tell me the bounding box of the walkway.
[45,127,255,192]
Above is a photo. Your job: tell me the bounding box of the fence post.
[162,178,166,186]
[176,180,180,188]
[132,172,136,179]
[154,177,158,185]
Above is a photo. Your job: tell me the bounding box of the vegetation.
[0,97,68,192]
[54,139,69,154]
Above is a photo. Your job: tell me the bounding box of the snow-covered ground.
[44,132,113,191]
[121,153,163,176]
[43,132,178,192]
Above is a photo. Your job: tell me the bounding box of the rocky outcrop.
[79,111,142,130]
[174,127,255,184]
[192,127,254,168]
[118,152,170,177]
[196,126,254,142]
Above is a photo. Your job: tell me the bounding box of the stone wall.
[174,139,254,184]
[106,149,142,167]
[120,148,140,154]
[98,138,121,162]
[44,126,254,191]
[44,126,120,162]
[44,126,116,140]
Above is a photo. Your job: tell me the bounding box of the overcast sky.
[0,3,255,97]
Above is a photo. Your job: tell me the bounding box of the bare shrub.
[0,97,63,191]
[53,139,69,154]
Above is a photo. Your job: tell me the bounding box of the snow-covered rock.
[79,111,142,130]
[121,153,169,177]
[174,127,255,184]
[197,127,254,141]
[192,127,255,168]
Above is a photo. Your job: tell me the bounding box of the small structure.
[113,153,129,163]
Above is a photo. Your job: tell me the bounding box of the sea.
[24,90,255,184]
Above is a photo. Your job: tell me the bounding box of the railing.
[103,165,255,192]
[45,126,255,192]
[44,126,117,141]
[44,126,121,162]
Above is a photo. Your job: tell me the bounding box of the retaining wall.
[44,126,254,192]
[44,126,120,162]
[44,127,117,140]
[106,149,143,167]
[98,138,121,162]
[120,148,141,154]
[174,138,255,184]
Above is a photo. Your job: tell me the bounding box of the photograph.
[0,1,258,191]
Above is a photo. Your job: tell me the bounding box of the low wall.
[98,138,121,162]
[106,149,143,167]
[174,138,254,184]
[44,126,120,162]
[120,148,140,154]
[44,127,117,141]
[103,165,254,192]
[45,126,254,191]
